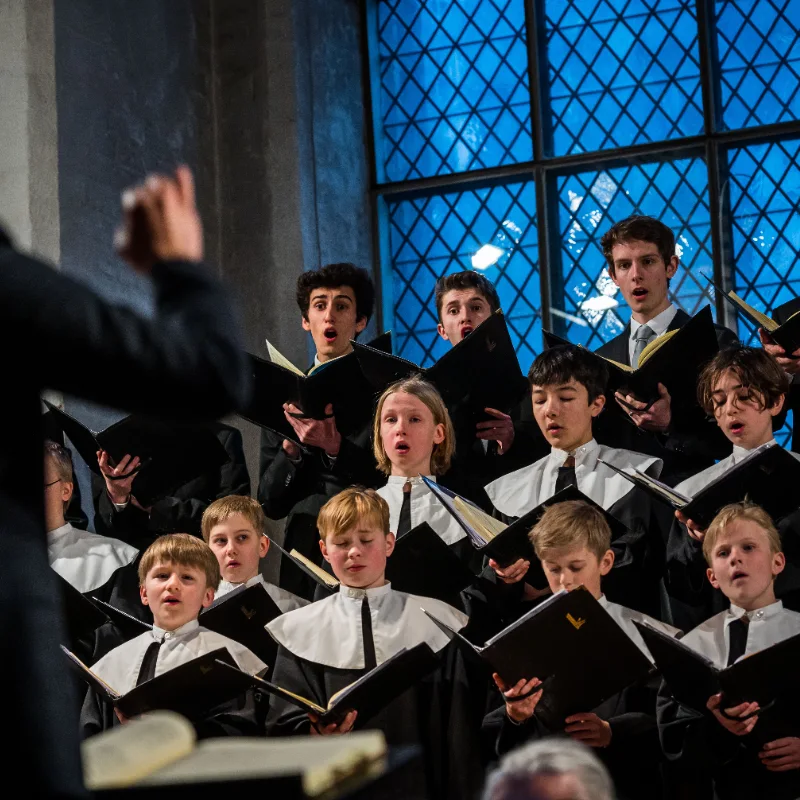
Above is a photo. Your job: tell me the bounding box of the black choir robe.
[594,307,738,485]
[266,584,488,800]
[92,422,250,546]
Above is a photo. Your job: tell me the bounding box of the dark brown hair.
[296,263,374,325]
[528,345,608,403]
[434,271,500,322]
[600,215,676,278]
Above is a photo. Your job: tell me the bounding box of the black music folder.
[42,401,228,506]
[57,573,109,645]
[385,522,475,606]
[240,333,391,442]
[271,540,340,594]
[63,646,255,720]
[636,621,800,743]
[352,311,528,422]
[713,283,800,354]
[544,306,720,408]
[224,643,439,727]
[422,478,629,572]
[424,587,653,729]
[600,443,800,529]
[200,584,282,666]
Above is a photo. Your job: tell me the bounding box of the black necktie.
[727,616,749,666]
[361,596,377,671]
[397,480,412,538]
[554,455,577,494]
[136,639,162,686]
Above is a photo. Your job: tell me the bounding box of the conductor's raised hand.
[97,450,140,505]
[675,509,706,542]
[309,710,357,736]
[493,674,542,723]
[758,328,800,375]
[116,165,203,273]
[283,403,342,457]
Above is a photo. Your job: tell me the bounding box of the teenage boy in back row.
[595,215,739,484]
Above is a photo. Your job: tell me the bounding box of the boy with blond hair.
[266,487,485,799]
[202,495,306,613]
[658,502,800,799]
[484,500,678,800]
[80,533,266,738]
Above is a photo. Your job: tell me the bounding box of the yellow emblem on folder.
[241,606,256,620]
[566,613,586,630]
[200,665,213,675]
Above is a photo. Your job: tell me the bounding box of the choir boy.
[484,345,667,617]
[666,346,800,629]
[202,494,306,612]
[265,487,486,799]
[257,263,382,599]
[434,270,547,482]
[595,215,738,483]
[658,502,800,799]
[80,534,266,739]
[484,500,678,800]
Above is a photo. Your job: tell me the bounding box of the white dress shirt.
[628,304,679,364]
[215,573,308,614]
[485,439,662,517]
[377,475,466,545]
[680,601,800,667]
[266,581,468,670]
[47,522,138,594]
[90,619,267,693]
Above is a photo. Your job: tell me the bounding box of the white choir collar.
[726,600,783,626]
[46,522,73,545]
[629,304,678,339]
[151,618,200,641]
[731,439,776,464]
[218,573,261,595]
[547,438,597,466]
[339,581,393,601]
[386,474,435,486]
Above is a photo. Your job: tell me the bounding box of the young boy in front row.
[484,345,669,618]
[265,487,487,800]
[483,500,679,800]
[657,503,800,799]
[666,346,800,629]
[80,534,267,739]
[202,495,306,612]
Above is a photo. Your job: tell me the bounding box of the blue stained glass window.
[717,0,800,130]
[544,0,703,156]
[375,0,533,182]
[387,180,541,368]
[728,138,800,348]
[557,158,714,350]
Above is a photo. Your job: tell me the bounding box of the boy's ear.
[432,422,446,445]
[599,549,615,576]
[61,480,74,504]
[201,586,215,609]
[769,393,786,417]
[590,393,606,417]
[666,255,679,279]
[139,585,149,606]
[301,315,312,332]
[772,551,786,578]
[355,315,367,334]
[319,538,331,564]
[436,322,449,341]
[706,567,720,590]
[259,535,270,558]
[384,532,396,558]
